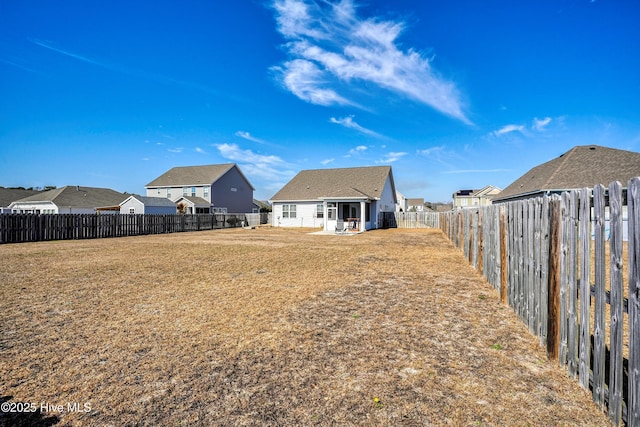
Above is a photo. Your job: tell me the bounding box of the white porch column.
[323,201,328,231]
[360,201,366,232]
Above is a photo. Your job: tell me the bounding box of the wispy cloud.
[348,145,368,155]
[533,116,552,131]
[195,147,207,154]
[492,124,525,137]
[271,0,471,124]
[320,158,335,165]
[214,143,295,183]
[492,116,554,137]
[29,38,219,96]
[167,147,183,153]
[235,131,267,144]
[378,151,407,163]
[330,115,383,138]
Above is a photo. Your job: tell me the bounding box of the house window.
[191,187,196,197]
[213,207,227,214]
[204,186,209,198]
[183,187,189,196]
[282,204,296,218]
[129,208,135,214]
[167,188,172,198]
[316,204,324,218]
[157,188,161,195]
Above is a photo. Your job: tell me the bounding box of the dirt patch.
[1,228,610,425]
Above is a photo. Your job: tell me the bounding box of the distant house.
[453,185,502,209]
[8,186,127,214]
[0,188,39,213]
[396,191,407,212]
[145,163,254,213]
[406,198,425,212]
[270,165,397,232]
[492,145,640,203]
[252,199,271,212]
[119,195,176,214]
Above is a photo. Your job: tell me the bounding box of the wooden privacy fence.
[0,213,248,244]
[380,211,440,228]
[440,177,640,426]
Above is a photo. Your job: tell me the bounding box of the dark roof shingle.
[271,166,395,201]
[494,145,640,202]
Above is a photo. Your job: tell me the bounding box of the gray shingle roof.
[146,163,254,189]
[494,145,640,202]
[12,186,127,208]
[271,166,395,201]
[0,188,39,206]
[124,195,176,207]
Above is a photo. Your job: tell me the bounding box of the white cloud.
[492,124,525,137]
[235,131,267,144]
[321,158,335,165]
[271,0,471,124]
[330,115,382,138]
[214,143,295,186]
[167,147,184,153]
[533,117,552,131]
[378,151,407,163]
[195,147,207,154]
[348,145,368,154]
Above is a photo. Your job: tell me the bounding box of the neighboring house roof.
[271,166,396,202]
[253,199,271,210]
[176,196,210,206]
[121,195,176,207]
[146,163,255,190]
[11,186,126,208]
[0,188,39,206]
[493,145,640,202]
[406,198,424,206]
[454,185,502,198]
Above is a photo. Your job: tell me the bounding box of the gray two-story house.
[145,163,255,214]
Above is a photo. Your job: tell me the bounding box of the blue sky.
[1,0,639,202]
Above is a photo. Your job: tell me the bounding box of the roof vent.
[590,146,596,150]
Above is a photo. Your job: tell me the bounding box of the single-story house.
[270,165,397,232]
[8,186,127,214]
[453,185,502,209]
[145,163,255,213]
[174,196,211,214]
[492,145,640,203]
[0,187,39,213]
[406,198,425,212]
[120,195,176,214]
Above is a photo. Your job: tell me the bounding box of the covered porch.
[320,198,373,233]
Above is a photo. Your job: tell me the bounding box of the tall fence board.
[0,213,248,244]
[440,178,640,426]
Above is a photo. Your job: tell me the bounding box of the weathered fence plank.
[592,184,606,407]
[609,181,624,426]
[0,213,248,244]
[629,177,640,427]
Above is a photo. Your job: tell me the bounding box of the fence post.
[609,181,624,426]
[547,197,562,361]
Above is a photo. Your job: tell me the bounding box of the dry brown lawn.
[1,227,611,426]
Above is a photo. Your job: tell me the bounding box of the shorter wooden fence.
[440,178,640,426]
[380,211,440,228]
[0,213,248,244]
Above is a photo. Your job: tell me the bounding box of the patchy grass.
[1,228,610,426]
